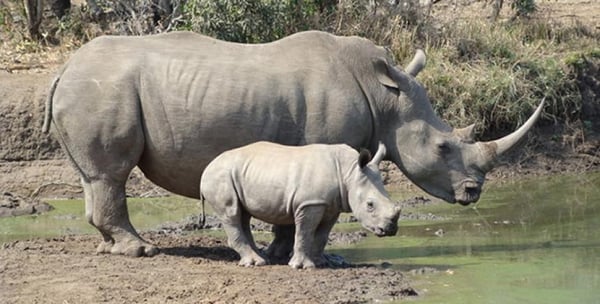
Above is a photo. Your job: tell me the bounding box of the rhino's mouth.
[455,180,481,205]
[366,224,398,237]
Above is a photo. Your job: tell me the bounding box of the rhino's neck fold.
[351,73,380,151]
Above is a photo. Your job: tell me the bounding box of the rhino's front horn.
[480,98,546,168]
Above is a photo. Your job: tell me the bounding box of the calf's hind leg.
[221,207,268,266]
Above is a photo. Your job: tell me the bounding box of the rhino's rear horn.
[453,124,476,143]
[405,49,426,77]
[369,142,387,166]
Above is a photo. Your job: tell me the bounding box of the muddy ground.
[0,234,418,303]
[1,1,599,303]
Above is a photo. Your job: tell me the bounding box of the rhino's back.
[61,30,384,78]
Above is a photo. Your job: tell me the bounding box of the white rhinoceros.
[42,30,543,257]
[200,141,399,268]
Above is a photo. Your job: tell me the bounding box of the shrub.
[419,18,588,136]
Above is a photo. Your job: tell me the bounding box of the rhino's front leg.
[311,213,339,267]
[289,202,326,269]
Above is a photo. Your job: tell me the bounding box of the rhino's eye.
[438,142,451,155]
[366,201,375,212]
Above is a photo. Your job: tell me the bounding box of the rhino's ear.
[374,58,398,89]
[373,58,411,93]
[358,148,372,169]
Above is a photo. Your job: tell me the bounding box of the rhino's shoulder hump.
[144,31,214,43]
[79,31,215,53]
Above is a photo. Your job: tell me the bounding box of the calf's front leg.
[311,213,339,267]
[289,201,326,269]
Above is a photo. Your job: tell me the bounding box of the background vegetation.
[1,0,598,139]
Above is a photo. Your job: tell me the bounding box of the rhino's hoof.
[108,240,159,257]
[239,255,268,267]
[288,256,316,269]
[96,240,114,254]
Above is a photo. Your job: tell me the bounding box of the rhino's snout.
[455,180,481,205]
[370,210,399,237]
[372,221,398,237]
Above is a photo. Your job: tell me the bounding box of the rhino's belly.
[137,149,212,199]
[241,198,296,225]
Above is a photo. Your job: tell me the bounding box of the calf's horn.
[480,98,546,167]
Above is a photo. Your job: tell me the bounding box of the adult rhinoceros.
[43,30,543,257]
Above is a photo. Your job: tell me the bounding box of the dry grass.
[416,18,597,136]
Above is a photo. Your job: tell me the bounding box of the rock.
[0,191,54,217]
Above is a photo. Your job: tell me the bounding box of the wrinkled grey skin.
[43,31,543,257]
[200,141,399,268]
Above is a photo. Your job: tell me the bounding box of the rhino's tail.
[199,193,206,228]
[42,74,61,133]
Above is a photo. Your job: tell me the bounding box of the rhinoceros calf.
[200,141,400,268]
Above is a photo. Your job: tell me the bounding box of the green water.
[0,196,200,243]
[331,172,600,303]
[1,173,599,303]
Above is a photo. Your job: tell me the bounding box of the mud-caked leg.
[289,202,326,269]
[82,178,158,257]
[266,224,295,264]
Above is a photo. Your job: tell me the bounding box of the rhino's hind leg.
[222,206,267,266]
[82,178,159,257]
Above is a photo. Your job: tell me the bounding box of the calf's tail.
[199,193,206,228]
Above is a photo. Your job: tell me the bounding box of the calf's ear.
[358,148,372,169]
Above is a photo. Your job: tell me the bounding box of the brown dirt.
[0,1,599,303]
[0,234,416,304]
